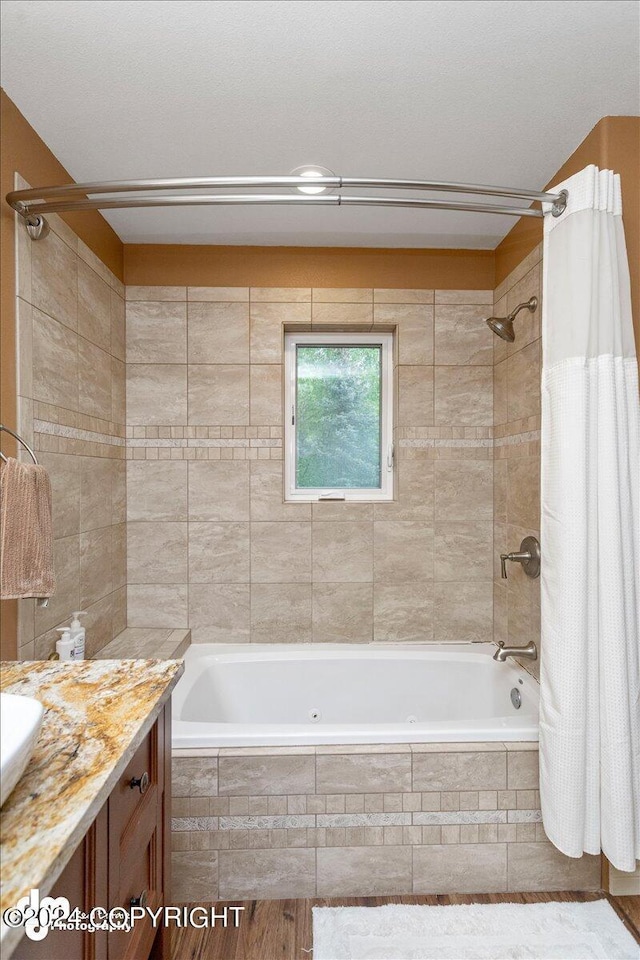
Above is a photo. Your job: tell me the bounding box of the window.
[284,332,394,501]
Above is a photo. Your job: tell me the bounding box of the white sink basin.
[0,692,44,807]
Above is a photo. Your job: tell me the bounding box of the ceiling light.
[290,165,336,195]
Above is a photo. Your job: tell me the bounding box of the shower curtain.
[539,165,640,872]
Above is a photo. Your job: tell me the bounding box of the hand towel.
[0,456,56,599]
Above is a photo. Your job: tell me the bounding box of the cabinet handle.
[130,889,148,909]
[129,771,150,795]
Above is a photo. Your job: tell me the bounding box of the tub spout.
[493,640,537,662]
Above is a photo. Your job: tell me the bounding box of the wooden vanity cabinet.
[12,705,172,960]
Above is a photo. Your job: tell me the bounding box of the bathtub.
[172,643,539,747]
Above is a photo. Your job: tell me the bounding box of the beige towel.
[0,457,56,599]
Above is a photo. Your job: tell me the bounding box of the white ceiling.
[1,0,638,247]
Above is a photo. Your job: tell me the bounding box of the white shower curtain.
[539,165,640,872]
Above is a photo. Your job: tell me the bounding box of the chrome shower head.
[485,296,537,343]
[486,316,515,342]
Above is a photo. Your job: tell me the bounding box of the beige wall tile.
[434,366,493,425]
[80,457,112,532]
[80,527,112,607]
[250,461,310,521]
[507,843,600,892]
[189,522,250,582]
[494,359,508,425]
[40,452,80,539]
[373,582,433,641]
[313,288,373,303]
[110,291,125,361]
[219,755,315,795]
[433,581,493,641]
[435,290,494,305]
[312,501,374,521]
[250,288,311,302]
[127,460,188,521]
[507,458,540,529]
[189,460,250,521]
[317,846,412,897]
[78,260,111,353]
[189,584,250,642]
[507,750,539,789]
[312,583,373,642]
[127,583,188,627]
[374,522,433,582]
[375,304,433,364]
[111,356,126,424]
[83,592,114,657]
[412,751,506,791]
[173,756,218,795]
[507,339,540,422]
[250,365,282,425]
[313,521,373,582]
[34,536,80,636]
[219,849,315,899]
[435,305,494,365]
[188,286,249,302]
[78,338,112,419]
[127,364,187,425]
[172,850,218,901]
[505,263,541,354]
[250,302,309,363]
[434,460,493,523]
[188,364,249,424]
[126,285,186,301]
[127,521,188,583]
[187,302,249,363]
[16,298,33,401]
[251,522,311,582]
[374,289,434,304]
[312,302,373,325]
[374,460,434,522]
[127,301,187,363]
[111,522,127,590]
[250,583,312,642]
[398,366,434,425]
[413,843,507,893]
[32,228,78,331]
[32,307,78,409]
[111,460,126,525]
[317,753,411,793]
[434,522,493,581]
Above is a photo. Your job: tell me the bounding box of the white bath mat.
[312,900,639,960]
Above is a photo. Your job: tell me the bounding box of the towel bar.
[0,424,38,465]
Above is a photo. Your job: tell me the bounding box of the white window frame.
[284,331,394,502]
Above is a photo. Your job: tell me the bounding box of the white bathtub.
[172,643,539,747]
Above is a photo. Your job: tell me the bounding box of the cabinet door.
[12,804,108,960]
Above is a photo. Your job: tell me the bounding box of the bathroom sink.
[0,692,44,807]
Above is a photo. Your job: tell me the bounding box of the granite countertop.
[93,627,191,660]
[0,658,184,956]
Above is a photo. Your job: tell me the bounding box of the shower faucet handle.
[500,536,540,580]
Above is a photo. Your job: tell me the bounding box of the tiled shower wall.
[171,743,600,899]
[124,286,496,643]
[14,182,127,660]
[493,244,542,678]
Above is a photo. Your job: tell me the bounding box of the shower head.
[486,316,515,342]
[485,296,537,343]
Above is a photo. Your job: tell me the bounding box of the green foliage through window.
[296,345,382,489]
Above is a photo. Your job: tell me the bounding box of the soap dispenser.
[56,628,76,661]
[69,611,87,661]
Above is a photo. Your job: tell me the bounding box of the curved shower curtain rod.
[6,176,569,240]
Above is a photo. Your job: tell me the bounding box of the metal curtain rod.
[6,176,569,240]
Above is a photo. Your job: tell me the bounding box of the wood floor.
[171,891,639,959]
